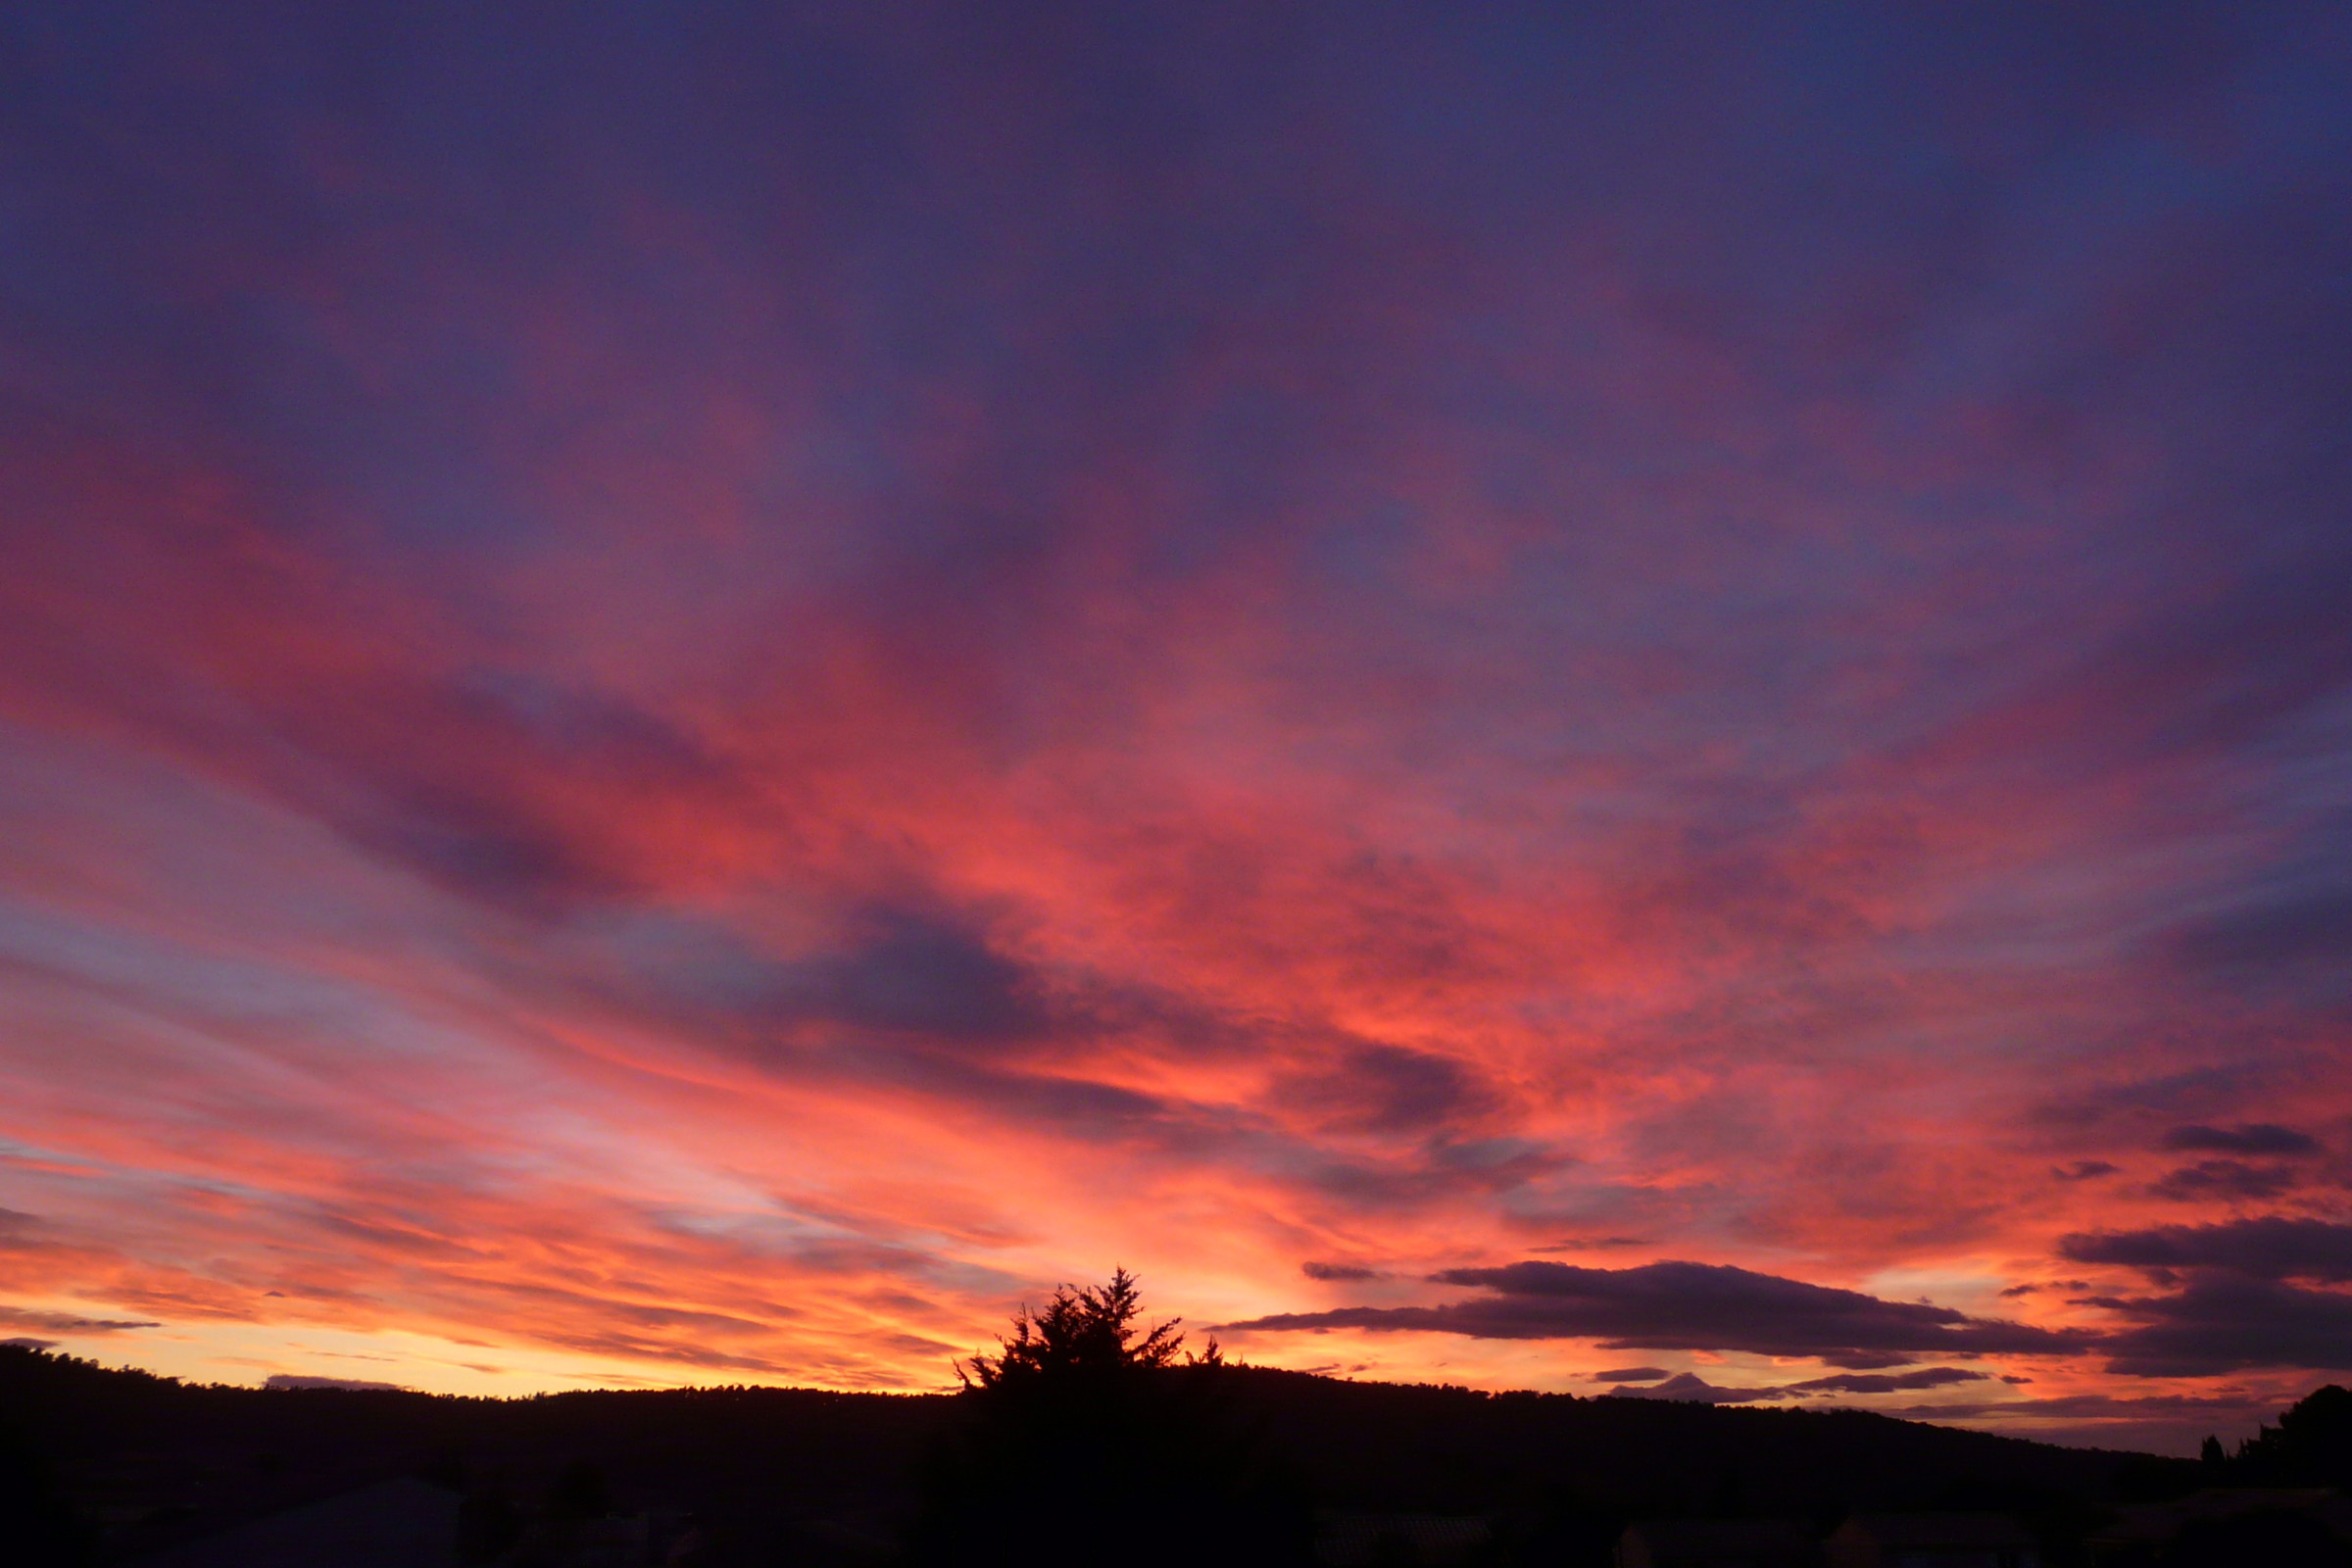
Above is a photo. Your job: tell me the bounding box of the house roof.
[1317,1511,1494,1567]
[125,1476,461,1568]
[1835,1512,2035,1548]
[1623,1518,1817,1550]
[2087,1488,2352,1545]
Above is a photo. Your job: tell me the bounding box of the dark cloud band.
[1226,1259,2091,1368]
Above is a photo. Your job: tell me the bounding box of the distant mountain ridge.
[2,1346,2193,1565]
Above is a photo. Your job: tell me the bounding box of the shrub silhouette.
[2237,1384,2352,1487]
[910,1268,1308,1567]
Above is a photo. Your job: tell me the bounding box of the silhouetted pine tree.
[909,1268,1309,1567]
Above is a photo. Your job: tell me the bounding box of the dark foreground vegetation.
[5,1278,2344,1566]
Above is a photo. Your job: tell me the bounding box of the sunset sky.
[3,2,2350,1454]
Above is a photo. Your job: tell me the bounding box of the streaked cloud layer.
[2,1,2349,1451]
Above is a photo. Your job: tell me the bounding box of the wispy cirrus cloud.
[0,0,2346,1451]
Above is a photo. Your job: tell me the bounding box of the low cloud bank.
[1600,1365,1988,1404]
[2061,1219,2352,1376]
[0,1304,161,1337]
[1235,1237,2352,1382]
[1227,1259,2091,1369]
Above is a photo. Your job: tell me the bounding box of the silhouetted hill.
[1,1346,2189,1565]
[1231,1364,2150,1513]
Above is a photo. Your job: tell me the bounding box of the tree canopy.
[958,1265,1206,1388]
[2234,1384,2352,1487]
[915,1268,1303,1567]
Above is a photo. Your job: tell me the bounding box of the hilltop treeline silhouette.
[20,1271,2338,1565]
[2201,1383,2352,1488]
[908,1266,1307,1565]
